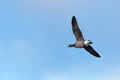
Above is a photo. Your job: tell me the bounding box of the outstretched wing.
[84,45,101,57]
[72,16,84,41]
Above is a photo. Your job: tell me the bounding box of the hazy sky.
[0,0,120,80]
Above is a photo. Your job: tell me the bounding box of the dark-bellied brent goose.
[68,16,101,58]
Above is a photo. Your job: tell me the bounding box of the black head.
[68,44,75,47]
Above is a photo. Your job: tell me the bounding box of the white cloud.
[40,63,120,80]
[42,75,70,80]
[41,71,70,80]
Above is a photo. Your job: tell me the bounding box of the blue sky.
[0,0,120,80]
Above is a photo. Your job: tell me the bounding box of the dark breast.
[75,41,84,48]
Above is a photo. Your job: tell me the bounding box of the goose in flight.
[68,16,101,57]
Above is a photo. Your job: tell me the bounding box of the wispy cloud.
[40,62,120,80]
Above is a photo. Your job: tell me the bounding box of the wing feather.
[84,45,101,57]
[72,16,84,41]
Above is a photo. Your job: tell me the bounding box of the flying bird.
[68,16,101,57]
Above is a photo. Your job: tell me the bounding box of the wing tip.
[92,52,101,58]
[72,16,77,25]
[96,55,101,58]
[72,16,76,20]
